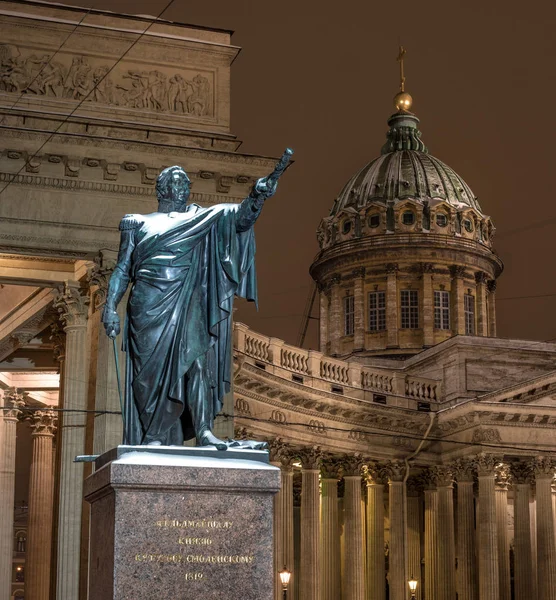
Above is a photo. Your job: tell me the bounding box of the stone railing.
[233,322,442,410]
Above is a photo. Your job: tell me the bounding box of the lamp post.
[279,566,291,600]
[408,575,418,599]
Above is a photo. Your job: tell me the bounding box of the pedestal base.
[84,446,280,600]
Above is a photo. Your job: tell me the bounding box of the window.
[464,294,475,335]
[402,211,415,225]
[434,290,450,330]
[463,219,473,232]
[369,291,386,331]
[344,295,355,336]
[15,565,24,582]
[436,213,448,227]
[401,290,419,329]
[368,214,380,228]
[342,219,352,234]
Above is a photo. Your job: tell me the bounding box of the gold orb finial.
[394,91,413,112]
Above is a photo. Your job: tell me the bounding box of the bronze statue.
[102,149,293,449]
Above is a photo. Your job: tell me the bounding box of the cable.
[0,5,94,126]
[3,405,555,454]
[0,0,177,198]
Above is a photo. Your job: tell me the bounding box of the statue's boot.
[198,430,228,451]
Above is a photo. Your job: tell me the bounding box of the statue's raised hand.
[252,148,293,203]
[102,307,121,339]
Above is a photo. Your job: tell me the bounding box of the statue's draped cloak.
[122,204,257,445]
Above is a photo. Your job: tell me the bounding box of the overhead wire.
[2,405,555,455]
[0,0,177,198]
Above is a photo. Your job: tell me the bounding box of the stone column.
[54,282,89,600]
[321,457,341,600]
[454,459,478,600]
[406,478,422,600]
[365,463,386,600]
[88,255,124,454]
[49,324,65,600]
[319,284,331,354]
[0,389,25,600]
[495,464,511,600]
[487,280,497,337]
[386,263,399,348]
[476,453,500,600]
[341,454,365,600]
[299,447,322,600]
[433,466,456,599]
[421,263,434,347]
[532,457,556,600]
[269,441,295,600]
[475,272,488,336]
[329,275,342,356]
[450,265,466,336]
[353,268,366,351]
[510,462,535,600]
[387,461,406,600]
[26,410,57,600]
[423,470,439,600]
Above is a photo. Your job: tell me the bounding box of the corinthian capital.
[2,388,27,419]
[338,453,365,477]
[267,438,295,470]
[297,446,323,470]
[509,461,533,485]
[29,410,57,437]
[54,282,89,328]
[475,452,502,476]
[87,252,116,311]
[531,456,556,479]
[453,458,476,483]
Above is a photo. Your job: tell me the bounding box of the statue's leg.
[186,355,227,451]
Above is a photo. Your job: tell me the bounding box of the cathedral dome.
[330,113,483,217]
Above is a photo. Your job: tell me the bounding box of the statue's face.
[156,166,190,213]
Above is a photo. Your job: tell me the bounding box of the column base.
[85,446,280,600]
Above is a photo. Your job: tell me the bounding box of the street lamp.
[408,575,418,599]
[279,566,291,600]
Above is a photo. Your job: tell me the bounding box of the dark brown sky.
[58,0,556,347]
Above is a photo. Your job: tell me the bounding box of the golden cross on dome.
[397,45,406,92]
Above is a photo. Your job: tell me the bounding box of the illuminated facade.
[0,4,555,600]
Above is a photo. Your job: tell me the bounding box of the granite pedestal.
[84,446,280,600]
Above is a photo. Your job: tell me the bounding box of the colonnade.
[269,441,556,600]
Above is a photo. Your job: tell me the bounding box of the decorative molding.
[0,44,213,117]
[472,427,502,444]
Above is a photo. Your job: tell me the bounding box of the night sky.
[55,0,556,347]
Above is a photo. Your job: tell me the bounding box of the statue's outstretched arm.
[102,215,140,338]
[236,148,293,233]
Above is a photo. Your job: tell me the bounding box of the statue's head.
[156,166,191,213]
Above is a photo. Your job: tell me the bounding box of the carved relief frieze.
[0,44,214,118]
